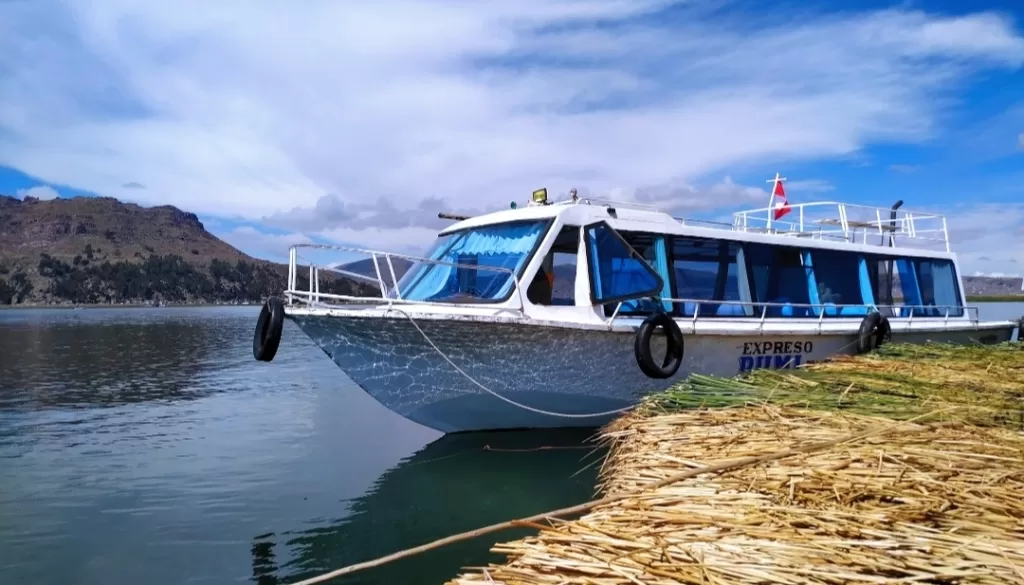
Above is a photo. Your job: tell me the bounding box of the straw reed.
[447,343,1024,585]
[650,342,1024,429]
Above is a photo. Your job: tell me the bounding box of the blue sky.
[1,0,1022,273]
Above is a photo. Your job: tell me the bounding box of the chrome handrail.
[601,296,979,330]
[731,201,950,252]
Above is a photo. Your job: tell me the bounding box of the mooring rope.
[384,307,636,418]
[382,307,901,419]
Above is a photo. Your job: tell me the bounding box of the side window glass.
[672,237,746,317]
[527,226,579,306]
[746,243,813,317]
[618,232,672,314]
[585,223,663,306]
[911,258,963,317]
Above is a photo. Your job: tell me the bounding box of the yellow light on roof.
[532,188,548,205]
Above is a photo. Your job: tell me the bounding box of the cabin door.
[583,222,669,316]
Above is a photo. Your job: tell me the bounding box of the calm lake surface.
[1,302,1021,585]
[0,307,604,585]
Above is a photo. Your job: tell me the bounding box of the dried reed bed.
[447,343,1024,585]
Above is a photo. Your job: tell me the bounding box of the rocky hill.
[0,195,373,305]
[962,275,1024,298]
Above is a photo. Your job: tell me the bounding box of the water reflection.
[252,428,605,585]
[0,307,269,410]
[0,309,258,409]
[0,307,436,585]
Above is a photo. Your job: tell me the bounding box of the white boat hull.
[288,312,1016,433]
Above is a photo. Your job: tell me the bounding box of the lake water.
[1,302,1021,585]
[0,307,604,585]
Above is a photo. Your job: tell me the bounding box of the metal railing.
[559,197,664,212]
[285,244,526,313]
[602,296,979,333]
[731,202,950,252]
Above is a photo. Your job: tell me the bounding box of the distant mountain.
[0,195,373,305]
[962,276,1023,297]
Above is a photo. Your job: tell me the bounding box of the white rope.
[385,307,636,419]
[382,309,925,420]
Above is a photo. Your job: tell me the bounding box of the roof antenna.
[883,200,904,308]
[437,212,472,221]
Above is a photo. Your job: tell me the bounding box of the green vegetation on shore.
[966,294,1024,302]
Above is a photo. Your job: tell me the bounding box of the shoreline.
[966,294,1024,302]
[0,302,258,310]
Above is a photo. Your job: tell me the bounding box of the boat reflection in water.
[250,427,605,585]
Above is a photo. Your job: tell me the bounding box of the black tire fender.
[634,312,685,379]
[253,297,285,362]
[857,311,890,354]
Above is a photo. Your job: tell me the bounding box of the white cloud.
[0,1,1022,242]
[785,180,835,193]
[972,271,1021,278]
[318,226,445,257]
[940,203,1024,275]
[16,185,60,200]
[635,176,769,216]
[215,225,314,262]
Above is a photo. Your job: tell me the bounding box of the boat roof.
[439,199,674,234]
[439,189,954,257]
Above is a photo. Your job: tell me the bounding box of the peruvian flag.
[772,179,791,220]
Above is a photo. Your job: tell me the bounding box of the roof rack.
[732,201,950,252]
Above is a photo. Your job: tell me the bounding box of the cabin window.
[528,225,579,306]
[671,237,750,317]
[396,220,549,302]
[807,249,875,317]
[868,255,893,305]
[746,243,814,317]
[616,232,673,314]
[863,254,898,316]
[585,223,664,312]
[892,257,964,317]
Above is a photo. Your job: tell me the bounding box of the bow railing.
[284,244,526,313]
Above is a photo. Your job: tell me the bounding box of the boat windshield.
[392,220,550,303]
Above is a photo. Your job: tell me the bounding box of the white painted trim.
[285,305,1017,336]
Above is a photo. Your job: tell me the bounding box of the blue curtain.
[401,222,546,301]
[653,237,672,312]
[857,256,875,307]
[588,228,604,299]
[927,260,961,316]
[895,259,922,313]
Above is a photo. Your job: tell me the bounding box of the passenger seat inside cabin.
[527,262,553,306]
